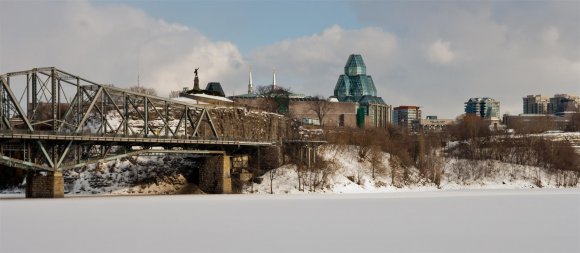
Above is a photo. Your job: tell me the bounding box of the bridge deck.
[0,132,277,146]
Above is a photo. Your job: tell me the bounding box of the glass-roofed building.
[331,54,391,128]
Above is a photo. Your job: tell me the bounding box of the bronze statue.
[193,68,200,91]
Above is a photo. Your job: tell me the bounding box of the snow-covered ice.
[1,190,579,253]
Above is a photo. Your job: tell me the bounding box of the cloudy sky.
[1,0,578,118]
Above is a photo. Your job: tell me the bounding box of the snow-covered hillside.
[0,156,193,195]
[64,156,189,195]
[2,143,578,196]
[247,145,580,194]
[534,131,580,151]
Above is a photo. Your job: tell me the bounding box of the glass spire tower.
[334,54,385,105]
[332,54,390,128]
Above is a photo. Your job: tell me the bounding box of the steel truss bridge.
[0,67,280,172]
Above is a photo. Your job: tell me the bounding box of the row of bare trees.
[448,115,579,172]
[128,86,157,96]
[323,114,579,188]
[446,115,579,186]
[507,113,580,134]
[326,126,447,187]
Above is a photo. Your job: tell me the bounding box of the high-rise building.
[464,97,500,120]
[523,95,549,114]
[393,106,421,129]
[548,94,580,114]
[332,54,391,127]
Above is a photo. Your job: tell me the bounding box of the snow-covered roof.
[173,93,233,105]
[191,93,233,103]
[171,96,208,105]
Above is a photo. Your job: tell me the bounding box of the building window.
[303,118,320,126]
[339,114,345,127]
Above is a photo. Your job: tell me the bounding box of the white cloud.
[0,0,246,96]
[351,1,580,118]
[427,40,456,64]
[246,25,398,97]
[542,26,560,45]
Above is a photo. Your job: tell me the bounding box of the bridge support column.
[25,171,64,198]
[220,155,232,194]
[199,155,232,194]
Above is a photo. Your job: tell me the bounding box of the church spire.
[248,67,254,94]
[272,67,277,88]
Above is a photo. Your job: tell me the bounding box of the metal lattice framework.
[0,67,277,171]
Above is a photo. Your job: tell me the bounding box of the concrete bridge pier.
[219,155,233,194]
[25,171,65,198]
[199,155,232,194]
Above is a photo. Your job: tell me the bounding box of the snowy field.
[1,189,579,253]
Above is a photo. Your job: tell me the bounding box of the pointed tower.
[272,67,277,88]
[334,54,379,101]
[344,54,367,76]
[248,68,254,94]
[333,54,391,128]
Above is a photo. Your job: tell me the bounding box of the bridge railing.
[0,129,281,144]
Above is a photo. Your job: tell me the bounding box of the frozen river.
[1,189,579,253]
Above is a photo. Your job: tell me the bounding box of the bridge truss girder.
[0,67,275,172]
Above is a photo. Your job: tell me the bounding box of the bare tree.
[169,90,181,99]
[255,146,282,194]
[292,147,308,192]
[416,133,428,178]
[256,85,292,114]
[129,86,157,96]
[308,95,333,127]
[389,155,405,188]
[368,145,384,179]
[567,113,580,132]
[296,163,306,192]
[448,114,491,159]
[352,129,374,162]
[269,167,278,194]
[305,159,332,192]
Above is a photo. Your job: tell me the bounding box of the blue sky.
[103,0,361,54]
[1,0,579,118]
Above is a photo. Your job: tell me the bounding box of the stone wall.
[25,171,64,198]
[209,107,289,142]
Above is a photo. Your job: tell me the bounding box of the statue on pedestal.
[193,67,200,90]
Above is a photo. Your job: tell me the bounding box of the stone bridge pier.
[198,147,284,194]
[25,171,64,198]
[199,155,233,194]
